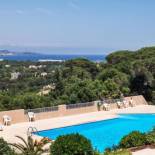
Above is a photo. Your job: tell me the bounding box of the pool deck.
[1,105,155,155]
[1,104,155,144]
[132,148,155,155]
[1,110,117,143]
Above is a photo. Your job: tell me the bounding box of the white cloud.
[68,0,80,10]
[15,10,24,15]
[35,8,52,15]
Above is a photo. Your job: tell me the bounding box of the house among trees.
[38,84,55,96]
[11,72,21,80]
[5,65,10,68]
[29,65,46,69]
[29,65,38,69]
[41,72,48,77]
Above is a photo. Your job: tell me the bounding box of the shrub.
[0,138,15,155]
[119,131,146,148]
[146,127,155,144]
[50,133,94,155]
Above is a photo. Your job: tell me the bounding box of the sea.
[0,53,106,62]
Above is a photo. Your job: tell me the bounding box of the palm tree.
[10,135,51,155]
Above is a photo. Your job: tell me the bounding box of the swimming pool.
[36,114,155,152]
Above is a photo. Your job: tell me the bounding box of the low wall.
[0,109,27,124]
[0,95,148,124]
[36,102,97,120]
[65,102,97,116]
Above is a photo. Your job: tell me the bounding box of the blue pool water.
[36,114,155,152]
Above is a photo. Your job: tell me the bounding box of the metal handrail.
[27,126,39,137]
[24,98,123,114]
[97,98,123,104]
[66,102,94,109]
[24,106,59,114]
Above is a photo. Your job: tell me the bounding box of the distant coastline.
[0,52,105,62]
[0,50,15,56]
[0,50,35,56]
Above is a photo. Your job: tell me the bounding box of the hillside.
[0,46,155,111]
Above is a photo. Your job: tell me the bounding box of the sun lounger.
[117,101,124,108]
[123,100,129,108]
[0,123,4,131]
[3,115,12,126]
[28,112,35,122]
[129,98,135,107]
[103,103,110,111]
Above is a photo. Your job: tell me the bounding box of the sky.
[0,0,155,54]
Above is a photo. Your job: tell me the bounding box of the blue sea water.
[0,53,105,62]
[36,114,155,152]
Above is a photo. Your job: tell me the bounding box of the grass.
[103,149,131,155]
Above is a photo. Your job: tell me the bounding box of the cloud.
[68,0,80,10]
[15,10,24,15]
[35,8,52,15]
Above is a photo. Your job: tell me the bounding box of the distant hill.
[0,50,35,56]
[0,50,15,56]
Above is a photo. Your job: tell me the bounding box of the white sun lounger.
[123,100,129,108]
[103,103,110,111]
[117,101,124,108]
[0,123,4,131]
[3,115,12,126]
[129,98,135,107]
[28,112,35,122]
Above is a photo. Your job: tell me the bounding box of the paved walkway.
[1,110,117,143]
[132,148,155,155]
[113,104,155,114]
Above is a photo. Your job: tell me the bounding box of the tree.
[106,50,134,65]
[10,136,51,155]
[62,66,92,80]
[50,133,94,155]
[130,63,153,100]
[63,78,100,104]
[64,58,98,77]
[102,79,120,98]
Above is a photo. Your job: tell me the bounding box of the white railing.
[24,106,59,114]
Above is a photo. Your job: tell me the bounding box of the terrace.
[1,95,155,154]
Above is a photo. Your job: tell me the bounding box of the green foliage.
[102,79,120,98]
[64,58,98,77]
[146,127,155,144]
[10,135,51,155]
[151,91,155,104]
[50,133,94,155]
[119,131,147,148]
[1,46,155,110]
[106,50,134,64]
[105,47,155,103]
[0,138,15,155]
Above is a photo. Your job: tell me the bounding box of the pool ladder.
[27,126,39,137]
